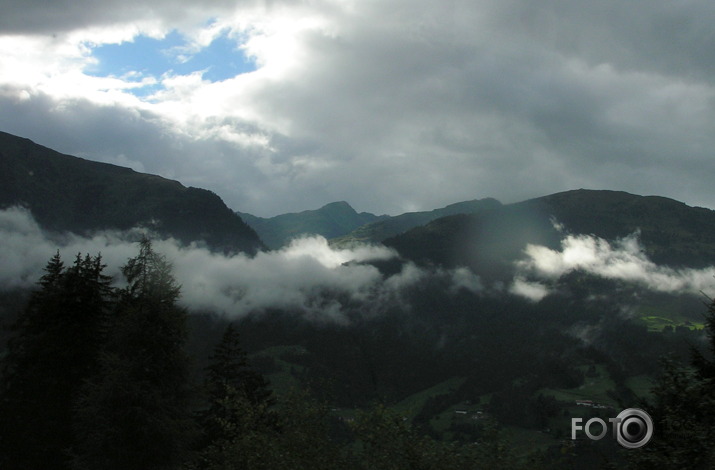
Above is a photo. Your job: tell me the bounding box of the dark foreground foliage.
[2,242,714,469]
[0,242,532,470]
[623,299,715,469]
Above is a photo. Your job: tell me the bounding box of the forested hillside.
[0,131,263,254]
[331,198,502,246]
[2,133,715,468]
[385,189,715,279]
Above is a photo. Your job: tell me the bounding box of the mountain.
[516,189,715,267]
[0,131,264,254]
[237,201,388,249]
[384,189,715,279]
[331,198,502,246]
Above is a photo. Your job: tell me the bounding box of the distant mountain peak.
[237,201,386,249]
[322,201,353,210]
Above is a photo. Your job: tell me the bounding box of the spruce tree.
[205,324,274,412]
[0,251,112,470]
[193,324,276,468]
[73,238,194,470]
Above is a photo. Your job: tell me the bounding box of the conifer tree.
[193,323,276,468]
[205,324,274,412]
[73,237,194,470]
[0,251,112,470]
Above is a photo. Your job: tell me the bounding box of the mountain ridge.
[237,201,389,249]
[384,188,715,279]
[5,130,715,271]
[0,131,264,254]
[331,197,503,246]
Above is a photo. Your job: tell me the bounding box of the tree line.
[0,239,275,469]
[1,238,714,469]
[0,238,528,469]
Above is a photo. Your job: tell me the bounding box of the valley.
[1,131,714,468]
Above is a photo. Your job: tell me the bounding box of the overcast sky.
[1,0,714,216]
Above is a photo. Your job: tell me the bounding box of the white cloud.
[159,235,392,321]
[0,206,139,289]
[0,207,482,322]
[511,232,715,300]
[449,266,483,294]
[509,277,549,302]
[0,207,394,319]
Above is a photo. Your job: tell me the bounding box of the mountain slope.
[517,189,715,267]
[331,198,502,246]
[238,201,388,249]
[0,131,264,254]
[385,189,715,278]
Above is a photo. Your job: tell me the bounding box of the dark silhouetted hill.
[238,201,388,249]
[331,198,502,247]
[384,189,715,279]
[0,131,264,254]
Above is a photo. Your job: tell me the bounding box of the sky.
[1,0,715,217]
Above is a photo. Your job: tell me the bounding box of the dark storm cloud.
[507,0,715,81]
[227,0,715,212]
[1,0,715,214]
[0,86,276,212]
[0,0,236,34]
